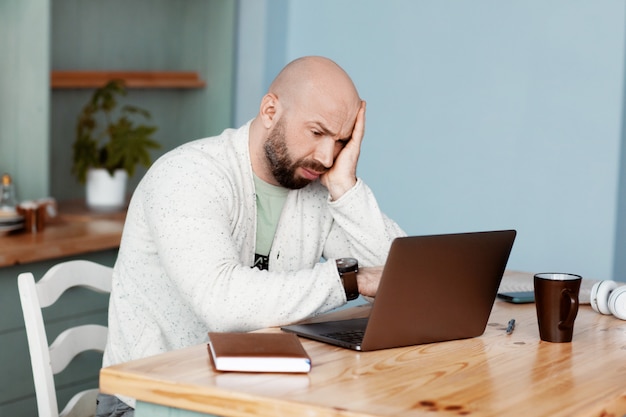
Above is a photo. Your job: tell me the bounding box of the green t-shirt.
[253,173,288,258]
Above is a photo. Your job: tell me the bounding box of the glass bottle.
[0,173,18,212]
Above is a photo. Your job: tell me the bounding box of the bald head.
[267,56,360,116]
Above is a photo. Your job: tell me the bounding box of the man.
[96,56,405,416]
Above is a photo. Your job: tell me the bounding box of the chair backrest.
[18,260,113,417]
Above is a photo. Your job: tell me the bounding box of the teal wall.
[50,0,237,201]
[234,0,288,124]
[236,1,626,282]
[0,0,50,200]
[0,0,237,203]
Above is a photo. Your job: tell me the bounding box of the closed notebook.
[207,332,311,373]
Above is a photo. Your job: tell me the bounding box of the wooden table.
[0,200,125,267]
[100,273,626,417]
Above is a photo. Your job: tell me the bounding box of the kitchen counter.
[0,200,125,267]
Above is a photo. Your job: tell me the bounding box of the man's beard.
[264,120,327,189]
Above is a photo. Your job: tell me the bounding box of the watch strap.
[341,268,359,301]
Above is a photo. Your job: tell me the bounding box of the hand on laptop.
[357,265,383,297]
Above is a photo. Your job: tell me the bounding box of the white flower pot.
[86,168,128,211]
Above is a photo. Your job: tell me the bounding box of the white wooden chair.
[18,260,113,417]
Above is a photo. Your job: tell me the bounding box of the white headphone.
[590,280,626,320]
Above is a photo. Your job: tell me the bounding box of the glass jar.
[0,173,18,212]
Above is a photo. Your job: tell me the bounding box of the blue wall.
[236,0,626,281]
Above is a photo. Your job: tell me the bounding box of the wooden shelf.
[51,71,206,89]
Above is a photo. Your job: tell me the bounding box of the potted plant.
[72,79,160,210]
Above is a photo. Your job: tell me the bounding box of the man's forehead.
[307,113,356,139]
[301,95,359,135]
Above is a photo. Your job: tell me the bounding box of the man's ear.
[259,93,279,128]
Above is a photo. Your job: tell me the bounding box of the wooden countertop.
[0,200,125,267]
[100,272,626,417]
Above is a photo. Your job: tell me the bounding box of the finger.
[350,100,366,147]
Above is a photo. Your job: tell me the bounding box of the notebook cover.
[207,332,311,373]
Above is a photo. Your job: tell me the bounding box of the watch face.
[336,257,358,272]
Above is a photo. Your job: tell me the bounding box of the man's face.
[263,118,329,189]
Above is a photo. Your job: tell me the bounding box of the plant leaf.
[72,78,160,183]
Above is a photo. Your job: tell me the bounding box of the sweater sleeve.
[323,178,407,266]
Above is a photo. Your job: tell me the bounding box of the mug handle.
[558,288,579,330]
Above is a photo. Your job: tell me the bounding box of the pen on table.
[506,318,516,335]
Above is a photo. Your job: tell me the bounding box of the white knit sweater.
[103,121,405,372]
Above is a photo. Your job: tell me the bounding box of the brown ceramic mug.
[16,198,57,233]
[534,273,582,342]
[16,201,38,233]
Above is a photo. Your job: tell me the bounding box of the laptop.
[281,229,516,351]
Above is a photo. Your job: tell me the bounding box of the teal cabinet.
[0,250,117,417]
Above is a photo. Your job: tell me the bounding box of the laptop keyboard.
[321,329,365,345]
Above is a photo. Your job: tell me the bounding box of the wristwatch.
[336,258,359,301]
